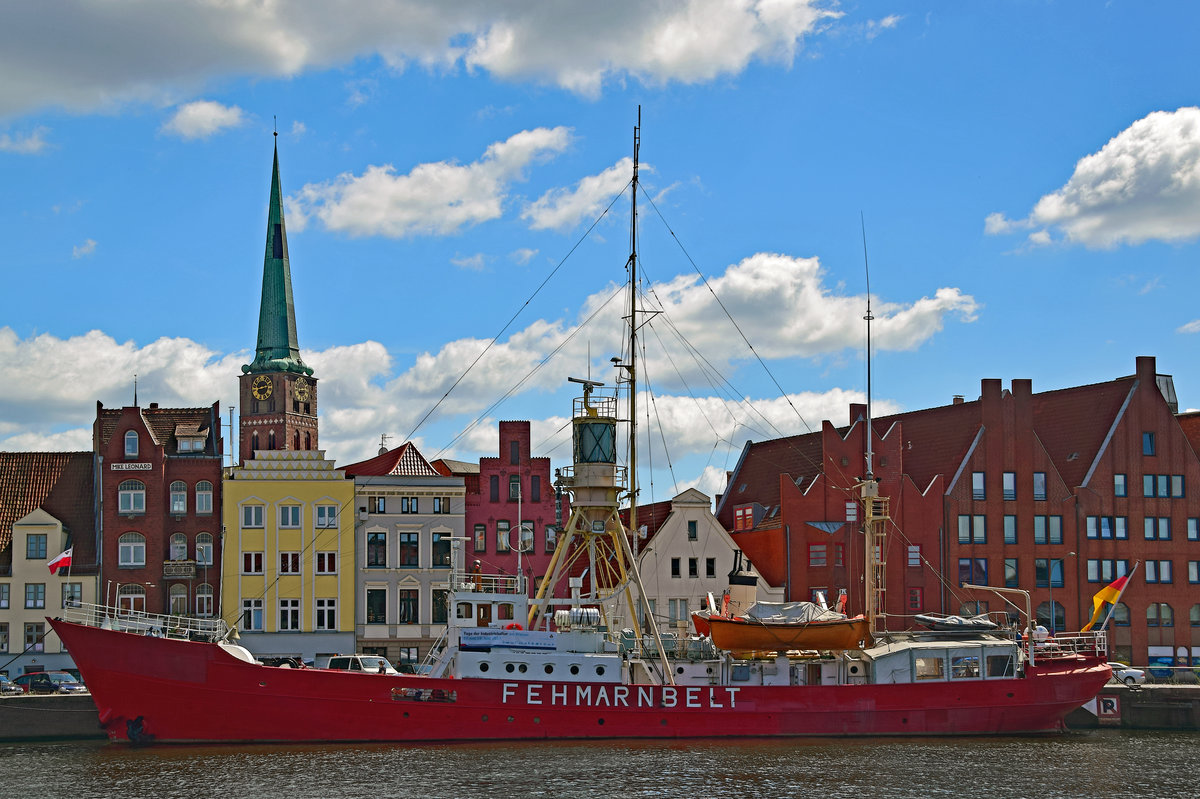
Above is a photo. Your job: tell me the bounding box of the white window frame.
[316,551,337,575]
[118,532,146,567]
[315,598,337,631]
[118,480,146,514]
[196,481,214,514]
[242,504,264,528]
[279,504,302,528]
[169,481,187,514]
[124,430,139,458]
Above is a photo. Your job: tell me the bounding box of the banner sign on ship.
[459,628,557,650]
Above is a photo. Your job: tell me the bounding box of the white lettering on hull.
[500,683,741,710]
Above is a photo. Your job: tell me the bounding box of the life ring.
[505,622,524,630]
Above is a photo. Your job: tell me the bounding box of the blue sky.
[3,1,1200,504]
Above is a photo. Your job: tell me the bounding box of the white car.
[1108,662,1145,685]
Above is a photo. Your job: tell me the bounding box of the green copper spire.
[242,140,313,376]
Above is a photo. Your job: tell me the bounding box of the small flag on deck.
[1081,574,1129,631]
[47,547,73,574]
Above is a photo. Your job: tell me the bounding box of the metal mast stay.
[527,109,675,683]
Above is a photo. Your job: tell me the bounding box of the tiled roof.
[715,431,824,520]
[1031,377,1136,488]
[0,452,97,568]
[431,458,481,477]
[96,404,217,455]
[344,442,440,477]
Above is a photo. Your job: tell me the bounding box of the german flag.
[1081,574,1130,631]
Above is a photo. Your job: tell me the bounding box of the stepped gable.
[1031,375,1137,489]
[0,452,96,567]
[233,449,345,480]
[716,432,823,523]
[343,442,439,477]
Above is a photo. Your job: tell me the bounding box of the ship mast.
[627,107,640,552]
[860,218,889,635]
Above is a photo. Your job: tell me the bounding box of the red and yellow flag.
[1081,574,1129,631]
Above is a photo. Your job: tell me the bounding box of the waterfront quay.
[4,685,1200,743]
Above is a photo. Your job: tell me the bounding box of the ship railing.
[453,568,525,595]
[59,602,229,641]
[1024,629,1107,662]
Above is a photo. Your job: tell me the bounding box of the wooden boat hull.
[49,616,1109,744]
[706,615,871,651]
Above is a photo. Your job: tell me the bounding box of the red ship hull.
[52,618,1110,744]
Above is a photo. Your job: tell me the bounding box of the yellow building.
[220,450,355,663]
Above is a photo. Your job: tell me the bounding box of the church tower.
[238,139,318,464]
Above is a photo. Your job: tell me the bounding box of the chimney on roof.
[149,402,159,410]
[849,402,867,423]
[952,395,964,405]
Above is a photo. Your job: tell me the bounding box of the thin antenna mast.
[628,106,641,545]
[861,212,873,479]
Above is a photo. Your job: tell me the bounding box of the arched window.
[1148,603,1174,627]
[169,583,188,615]
[293,430,300,450]
[251,432,260,452]
[118,532,146,566]
[118,480,145,514]
[196,584,214,617]
[1190,604,1200,627]
[268,430,276,449]
[169,481,187,514]
[305,432,311,450]
[196,532,214,566]
[124,430,139,458]
[169,533,187,561]
[117,584,146,613]
[196,481,213,514]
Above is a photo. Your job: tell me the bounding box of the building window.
[518,522,534,553]
[432,533,451,568]
[316,551,337,574]
[671,557,681,578]
[427,589,447,624]
[908,588,923,611]
[1144,517,1171,540]
[706,557,716,578]
[433,497,450,514]
[366,532,387,568]
[1032,471,1046,501]
[24,622,45,653]
[62,582,82,608]
[530,475,541,503]
[1114,474,1126,497]
[0,623,7,653]
[118,480,146,515]
[401,497,419,514]
[509,475,521,501]
[687,520,698,541]
[196,533,214,566]
[496,521,511,553]
[957,515,986,544]
[1085,515,1126,539]
[489,475,499,502]
[545,526,557,553]
[1172,475,1185,497]
[315,598,337,630]
[25,533,47,560]
[688,558,699,578]
[169,584,188,615]
[241,504,264,528]
[0,583,9,609]
[1191,519,1199,541]
[1086,559,1129,583]
[1146,602,1173,627]
[1191,604,1200,627]
[241,599,263,631]
[196,584,214,617]
[734,506,753,531]
[1145,560,1173,584]
[169,481,187,514]
[510,439,520,465]
[279,598,300,631]
[1004,558,1019,588]
[242,552,263,574]
[808,544,827,567]
[1189,561,1200,584]
[1035,558,1064,588]
[473,524,487,553]
[279,505,301,528]
[907,545,921,567]
[124,430,139,458]
[196,481,213,514]
[1002,472,1016,501]
[398,532,418,567]
[366,589,387,624]
[118,532,146,567]
[315,504,337,528]
[368,496,386,514]
[971,471,985,500]
[25,583,46,609]
[957,558,987,585]
[169,532,187,561]
[1033,515,1062,545]
[280,552,301,574]
[1003,515,1017,545]
[1142,431,1156,456]
[398,589,419,624]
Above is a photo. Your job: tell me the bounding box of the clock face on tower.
[293,377,311,402]
[251,375,273,400]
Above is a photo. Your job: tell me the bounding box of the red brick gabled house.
[94,401,223,617]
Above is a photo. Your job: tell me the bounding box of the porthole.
[518,664,528,673]
[505,663,515,673]
[482,714,488,722]
[507,715,515,723]
[597,718,605,725]
[595,665,605,676]
[480,662,490,673]
[570,665,580,675]
[544,664,554,675]
[676,666,685,674]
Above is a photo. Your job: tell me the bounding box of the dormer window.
[124,430,139,458]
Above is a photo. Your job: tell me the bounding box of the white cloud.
[289,127,572,237]
[987,107,1200,248]
[72,238,97,258]
[161,100,245,139]
[510,248,538,265]
[451,253,488,270]
[0,126,49,153]
[0,1,839,117]
[291,120,307,137]
[1177,320,1200,334]
[522,157,634,231]
[865,14,902,40]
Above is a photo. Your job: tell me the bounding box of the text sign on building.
[111,462,152,471]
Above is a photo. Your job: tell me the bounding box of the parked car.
[1108,663,1146,685]
[0,677,23,695]
[13,671,88,694]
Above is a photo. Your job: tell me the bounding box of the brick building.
[93,401,224,617]
[719,355,1200,669]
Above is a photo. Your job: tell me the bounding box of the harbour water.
[2,730,1197,798]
